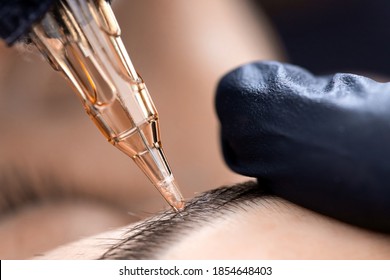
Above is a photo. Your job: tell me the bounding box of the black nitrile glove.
[216,61,390,233]
[0,0,112,45]
[0,0,56,45]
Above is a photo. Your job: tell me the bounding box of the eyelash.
[0,168,93,217]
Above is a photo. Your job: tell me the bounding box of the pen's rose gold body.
[30,0,184,211]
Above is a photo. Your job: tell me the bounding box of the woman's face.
[0,0,280,259]
[6,0,386,261]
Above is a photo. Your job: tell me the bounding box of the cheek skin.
[160,199,390,259]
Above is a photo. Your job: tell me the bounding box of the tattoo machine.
[29,0,185,211]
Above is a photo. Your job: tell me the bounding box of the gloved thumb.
[216,61,390,232]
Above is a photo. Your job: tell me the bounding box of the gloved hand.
[0,0,55,45]
[0,0,112,45]
[216,61,390,233]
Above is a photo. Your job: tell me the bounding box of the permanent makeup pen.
[29,0,185,211]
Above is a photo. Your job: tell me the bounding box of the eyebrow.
[100,180,269,260]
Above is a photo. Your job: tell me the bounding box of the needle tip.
[156,176,185,212]
[171,199,185,212]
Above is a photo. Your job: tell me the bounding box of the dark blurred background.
[256,0,390,77]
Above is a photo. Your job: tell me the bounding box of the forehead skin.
[38,197,390,259]
[160,198,390,259]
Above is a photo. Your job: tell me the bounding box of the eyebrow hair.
[100,180,270,260]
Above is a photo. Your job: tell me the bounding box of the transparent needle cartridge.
[30,0,185,211]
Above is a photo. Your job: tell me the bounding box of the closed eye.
[0,167,135,259]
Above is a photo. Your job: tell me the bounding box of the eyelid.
[0,168,104,218]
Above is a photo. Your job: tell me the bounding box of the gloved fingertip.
[216,61,390,233]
